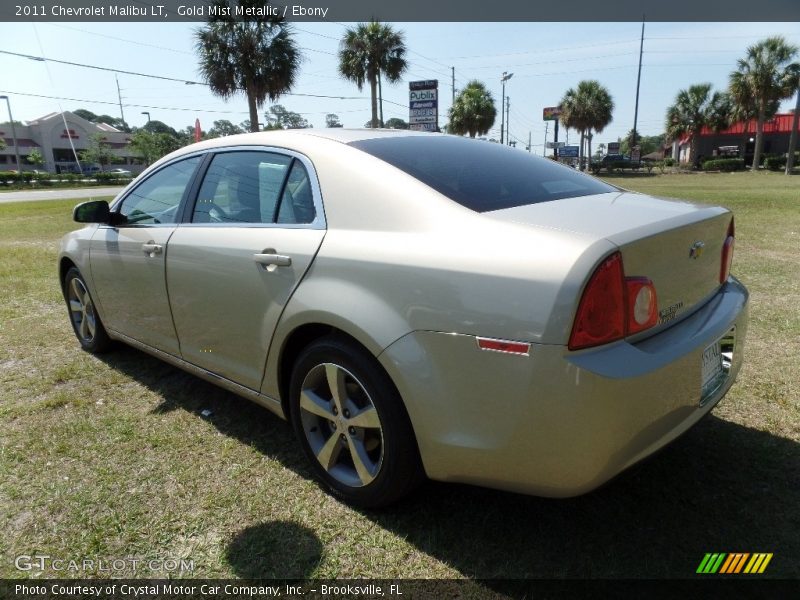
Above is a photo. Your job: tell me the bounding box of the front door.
[166,149,325,391]
[90,155,203,355]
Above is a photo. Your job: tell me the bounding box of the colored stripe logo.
[697,553,773,574]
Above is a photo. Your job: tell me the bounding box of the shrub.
[663,158,675,167]
[702,158,745,172]
[763,155,787,170]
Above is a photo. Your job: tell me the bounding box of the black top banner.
[2,0,799,22]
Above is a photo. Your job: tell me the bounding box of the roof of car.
[150,127,440,177]
[184,127,436,152]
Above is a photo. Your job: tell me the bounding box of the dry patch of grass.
[1,173,798,582]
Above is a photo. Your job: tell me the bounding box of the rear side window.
[350,136,617,212]
[194,151,292,224]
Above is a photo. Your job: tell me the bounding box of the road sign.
[409,80,438,132]
[409,80,438,91]
[546,141,565,148]
[410,100,436,109]
[410,122,437,132]
[543,106,562,121]
[560,145,579,157]
[409,89,437,102]
[607,142,620,154]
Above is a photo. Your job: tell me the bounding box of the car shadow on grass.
[96,345,799,580]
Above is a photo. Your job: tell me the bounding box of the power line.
[1,49,199,84]
[441,38,640,60]
[512,64,638,79]
[407,48,452,71]
[459,51,639,71]
[0,49,374,101]
[0,89,389,118]
[47,24,193,55]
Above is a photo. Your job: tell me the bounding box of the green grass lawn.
[1,171,798,583]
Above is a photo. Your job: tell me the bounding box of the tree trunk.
[247,91,259,133]
[378,71,384,127]
[752,106,765,171]
[579,130,585,170]
[691,134,699,169]
[369,76,379,128]
[786,89,799,175]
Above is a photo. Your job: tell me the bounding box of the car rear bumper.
[378,277,748,497]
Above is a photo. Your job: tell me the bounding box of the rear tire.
[64,267,112,353]
[289,336,424,507]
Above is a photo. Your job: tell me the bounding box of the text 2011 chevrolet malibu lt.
[59,130,747,506]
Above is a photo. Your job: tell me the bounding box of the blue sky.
[1,21,798,151]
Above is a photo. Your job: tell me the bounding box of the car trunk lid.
[486,191,733,330]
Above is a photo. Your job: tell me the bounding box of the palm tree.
[729,36,800,170]
[559,80,614,170]
[665,83,728,167]
[339,21,408,128]
[448,80,497,138]
[195,0,301,133]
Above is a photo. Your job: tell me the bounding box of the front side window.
[118,156,201,225]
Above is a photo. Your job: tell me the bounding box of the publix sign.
[409,80,438,132]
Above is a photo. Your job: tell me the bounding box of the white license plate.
[701,338,724,401]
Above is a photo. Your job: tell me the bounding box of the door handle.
[253,253,292,267]
[142,242,163,256]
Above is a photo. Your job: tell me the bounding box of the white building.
[0,110,142,174]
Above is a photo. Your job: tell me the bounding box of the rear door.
[89,154,203,355]
[166,148,326,391]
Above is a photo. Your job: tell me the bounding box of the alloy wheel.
[298,363,384,488]
[67,277,97,343]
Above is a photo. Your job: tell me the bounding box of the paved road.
[0,186,124,204]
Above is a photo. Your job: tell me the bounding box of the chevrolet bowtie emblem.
[689,241,705,259]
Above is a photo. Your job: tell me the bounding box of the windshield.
[349,135,617,213]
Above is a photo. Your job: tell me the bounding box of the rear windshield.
[349,135,617,212]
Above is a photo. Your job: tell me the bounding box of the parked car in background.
[107,168,133,177]
[592,153,642,173]
[59,130,748,507]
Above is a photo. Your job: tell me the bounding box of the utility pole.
[554,119,560,160]
[500,71,513,145]
[632,15,645,150]
[506,96,510,145]
[527,131,531,152]
[115,75,126,128]
[451,67,455,105]
[543,122,549,157]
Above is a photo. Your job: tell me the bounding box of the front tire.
[289,336,424,507]
[64,267,112,353]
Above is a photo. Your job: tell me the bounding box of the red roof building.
[672,112,798,166]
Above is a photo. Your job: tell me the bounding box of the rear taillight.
[568,253,626,350]
[568,252,659,351]
[720,217,735,284]
[626,277,658,334]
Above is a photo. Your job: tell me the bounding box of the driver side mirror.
[73,200,110,224]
